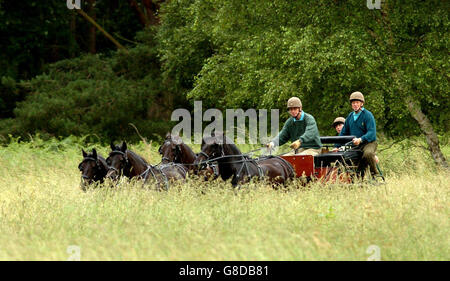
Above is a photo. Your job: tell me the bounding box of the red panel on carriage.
[280,155,315,177]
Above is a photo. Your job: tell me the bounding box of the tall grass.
[0,136,448,260]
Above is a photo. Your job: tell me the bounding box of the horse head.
[196,133,239,161]
[106,141,129,181]
[158,133,183,164]
[78,148,107,190]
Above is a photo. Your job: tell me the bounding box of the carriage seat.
[320,136,355,153]
[314,149,362,168]
[318,136,379,165]
[320,136,356,145]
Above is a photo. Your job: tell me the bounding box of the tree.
[364,0,449,168]
[0,31,173,143]
[157,0,448,167]
[128,0,165,27]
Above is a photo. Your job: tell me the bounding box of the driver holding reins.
[333,91,378,178]
[267,97,322,156]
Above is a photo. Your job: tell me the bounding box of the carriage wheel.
[333,160,358,183]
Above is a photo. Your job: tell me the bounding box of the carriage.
[79,134,384,191]
[280,136,384,183]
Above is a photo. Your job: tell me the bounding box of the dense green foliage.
[158,0,448,137]
[0,0,145,128]
[0,0,142,81]
[1,31,175,142]
[0,0,448,143]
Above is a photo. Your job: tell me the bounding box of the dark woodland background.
[0,0,448,166]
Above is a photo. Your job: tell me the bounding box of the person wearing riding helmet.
[266,97,322,156]
[333,91,378,178]
[332,117,346,135]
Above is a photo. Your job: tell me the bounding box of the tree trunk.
[405,96,448,168]
[381,4,447,169]
[75,5,128,52]
[87,0,96,54]
[128,0,148,27]
[69,12,77,58]
[142,0,160,26]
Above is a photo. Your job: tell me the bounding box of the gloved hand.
[266,142,275,150]
[352,138,362,146]
[290,139,301,150]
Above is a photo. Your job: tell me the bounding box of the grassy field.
[0,136,448,260]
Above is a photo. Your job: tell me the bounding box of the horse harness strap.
[273,155,295,177]
[139,165,151,179]
[210,163,219,177]
[111,150,169,190]
[198,151,209,159]
[161,156,171,163]
[79,157,99,170]
[110,150,127,158]
[172,163,188,175]
[82,157,97,162]
[236,156,264,180]
[141,164,169,191]
[108,165,124,179]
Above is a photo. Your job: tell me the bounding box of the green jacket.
[272,112,322,149]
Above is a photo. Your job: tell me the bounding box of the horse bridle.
[197,147,223,170]
[107,150,129,177]
[140,163,170,191]
[199,143,225,160]
[108,149,170,190]
[159,142,182,163]
[79,156,103,181]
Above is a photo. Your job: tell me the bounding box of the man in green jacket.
[267,97,322,156]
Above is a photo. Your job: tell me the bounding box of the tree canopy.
[0,0,448,165]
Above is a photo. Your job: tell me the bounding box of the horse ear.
[82,149,87,158]
[121,141,127,152]
[110,141,115,151]
[92,148,97,159]
[165,132,171,139]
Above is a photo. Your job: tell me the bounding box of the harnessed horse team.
[78,132,296,191]
[79,91,382,190]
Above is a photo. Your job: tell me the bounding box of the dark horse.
[158,133,219,180]
[194,133,295,187]
[78,148,109,191]
[106,141,186,190]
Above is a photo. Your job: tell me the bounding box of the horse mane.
[167,134,183,145]
[127,149,149,165]
[210,132,242,156]
[96,154,108,168]
[111,144,149,166]
[166,134,196,158]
